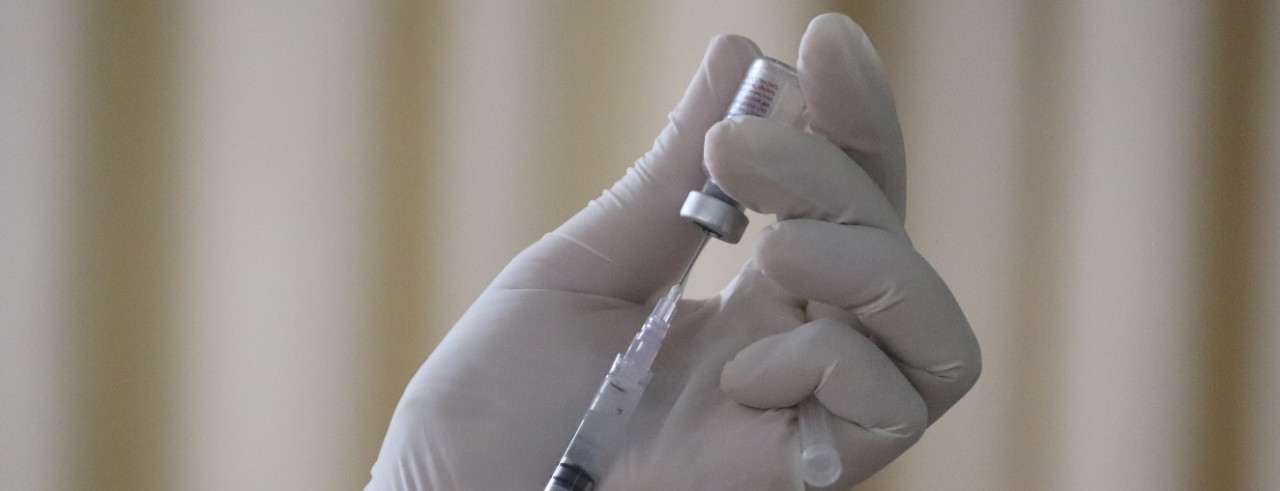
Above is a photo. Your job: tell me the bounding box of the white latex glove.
[366,13,979,491]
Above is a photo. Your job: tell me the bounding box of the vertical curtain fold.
[363,0,442,463]
[1194,1,1268,489]
[1,1,79,490]
[175,1,377,489]
[1246,4,1280,489]
[69,2,184,489]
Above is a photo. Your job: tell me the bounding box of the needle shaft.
[676,232,711,289]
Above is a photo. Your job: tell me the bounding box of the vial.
[680,57,806,243]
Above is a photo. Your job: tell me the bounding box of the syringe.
[544,57,841,491]
[545,236,708,491]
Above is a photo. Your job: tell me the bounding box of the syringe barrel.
[546,356,648,491]
[680,57,806,243]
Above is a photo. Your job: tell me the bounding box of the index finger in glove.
[705,116,904,237]
[800,13,908,220]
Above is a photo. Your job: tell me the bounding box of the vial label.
[727,77,781,118]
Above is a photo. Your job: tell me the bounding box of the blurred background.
[3,0,1277,490]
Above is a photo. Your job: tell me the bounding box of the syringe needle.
[677,232,711,288]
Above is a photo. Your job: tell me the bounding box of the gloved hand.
[366,13,980,491]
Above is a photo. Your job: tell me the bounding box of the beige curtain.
[2,1,1276,490]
